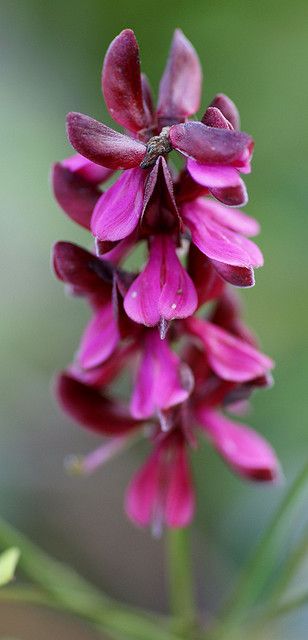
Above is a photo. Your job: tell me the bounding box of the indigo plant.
[52,29,279,533]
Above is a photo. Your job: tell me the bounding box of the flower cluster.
[52,29,280,532]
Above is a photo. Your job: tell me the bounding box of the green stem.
[166,528,197,637]
[0,517,180,640]
[219,462,308,631]
[268,533,308,606]
[264,591,308,621]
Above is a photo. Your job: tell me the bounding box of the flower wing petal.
[102,29,151,133]
[91,168,146,241]
[67,112,146,169]
[157,29,202,120]
[198,409,280,481]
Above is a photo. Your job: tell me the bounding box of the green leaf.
[220,462,308,629]
[0,547,20,587]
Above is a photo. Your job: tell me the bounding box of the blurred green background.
[1,0,308,637]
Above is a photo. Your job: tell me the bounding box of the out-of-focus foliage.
[0,549,20,587]
[0,1,308,638]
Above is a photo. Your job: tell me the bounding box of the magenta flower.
[186,315,273,383]
[130,329,193,420]
[125,432,194,532]
[181,196,262,287]
[65,29,201,242]
[196,408,278,482]
[52,154,113,229]
[124,235,198,327]
[52,241,135,368]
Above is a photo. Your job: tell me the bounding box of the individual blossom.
[169,98,253,207]
[123,234,198,328]
[52,240,138,368]
[63,28,253,250]
[63,29,201,244]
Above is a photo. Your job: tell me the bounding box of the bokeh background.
[1,0,308,638]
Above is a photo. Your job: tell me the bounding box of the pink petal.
[77,303,120,369]
[130,330,193,419]
[165,444,195,527]
[56,373,138,435]
[125,451,161,526]
[182,202,263,268]
[51,163,100,229]
[187,317,274,382]
[102,29,151,133]
[61,153,113,184]
[124,243,161,326]
[52,241,113,298]
[124,236,197,326]
[157,29,202,121]
[183,196,260,237]
[158,236,198,320]
[187,160,244,190]
[169,121,254,166]
[209,94,240,130]
[67,113,146,169]
[69,344,133,388]
[197,409,280,481]
[91,168,146,241]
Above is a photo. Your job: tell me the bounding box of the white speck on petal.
[131,291,138,299]
[171,303,177,310]
[223,438,237,454]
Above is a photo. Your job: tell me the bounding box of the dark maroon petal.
[202,107,233,130]
[157,29,202,121]
[211,260,255,288]
[210,290,257,344]
[102,29,151,133]
[67,113,146,169]
[141,73,155,119]
[210,93,240,130]
[52,163,101,229]
[52,241,113,298]
[142,157,181,232]
[187,245,225,306]
[209,182,248,207]
[169,121,253,166]
[175,169,209,204]
[56,373,138,435]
